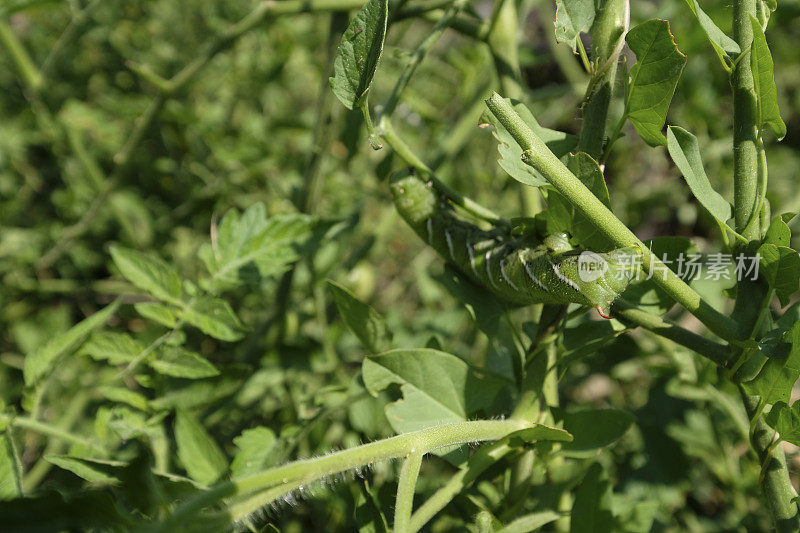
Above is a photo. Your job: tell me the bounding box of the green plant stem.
[485,93,741,342]
[0,413,104,455]
[159,420,528,531]
[0,20,42,92]
[487,0,524,98]
[380,118,507,225]
[394,450,424,533]
[409,439,513,532]
[39,0,100,80]
[611,299,734,367]
[739,388,800,532]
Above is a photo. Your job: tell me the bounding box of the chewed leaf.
[666,126,732,223]
[743,321,800,404]
[625,20,687,147]
[329,0,388,110]
[554,0,595,52]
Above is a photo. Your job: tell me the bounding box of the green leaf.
[764,213,795,247]
[174,410,228,485]
[230,427,278,477]
[554,0,595,52]
[743,321,800,404]
[624,20,687,147]
[98,386,150,412]
[505,425,574,446]
[181,296,246,342]
[362,349,505,432]
[329,0,388,110]
[666,126,732,223]
[133,302,178,328]
[766,401,800,446]
[109,246,183,304]
[682,0,740,58]
[496,511,561,533]
[198,205,317,289]
[482,98,577,188]
[24,299,120,386]
[327,280,391,353]
[758,243,800,307]
[570,462,613,533]
[561,409,635,454]
[149,346,220,379]
[46,456,126,485]
[0,433,22,500]
[81,332,142,365]
[750,16,786,140]
[565,152,614,250]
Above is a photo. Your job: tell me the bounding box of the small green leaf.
[198,206,317,289]
[666,126,732,223]
[0,433,22,500]
[750,16,786,140]
[24,300,120,386]
[554,0,595,52]
[482,98,577,188]
[174,410,228,485]
[763,213,795,247]
[570,463,613,533]
[743,321,800,404]
[758,243,800,307]
[81,332,142,365]
[362,349,505,433]
[98,386,150,412]
[682,0,740,57]
[181,296,246,342]
[497,511,562,533]
[327,280,391,353]
[46,456,126,485]
[110,246,183,304]
[149,346,220,379]
[133,302,178,328]
[766,401,800,446]
[231,427,278,477]
[625,20,687,147]
[561,409,635,454]
[329,0,388,110]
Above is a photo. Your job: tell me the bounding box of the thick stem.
[485,94,741,342]
[394,450,424,533]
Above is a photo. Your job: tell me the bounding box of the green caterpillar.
[390,169,640,315]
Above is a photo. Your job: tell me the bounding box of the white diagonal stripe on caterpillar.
[500,260,520,291]
[549,257,582,292]
[467,240,479,276]
[485,250,500,289]
[523,260,548,291]
[444,229,456,261]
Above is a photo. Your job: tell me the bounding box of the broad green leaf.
[133,302,178,328]
[763,213,795,247]
[98,386,150,412]
[682,0,740,57]
[554,0,595,52]
[327,280,391,353]
[24,299,120,386]
[666,126,732,223]
[766,401,800,446]
[109,246,182,304]
[46,456,126,485]
[624,20,687,147]
[561,409,635,454]
[0,433,22,500]
[566,152,614,250]
[80,332,142,365]
[570,463,613,533]
[198,205,317,289]
[174,410,228,485]
[181,296,246,342]
[329,0,388,110]
[149,367,248,410]
[758,244,800,307]
[505,425,574,446]
[743,321,800,404]
[482,98,577,188]
[231,427,278,477]
[362,349,505,432]
[149,346,220,379]
[750,16,786,140]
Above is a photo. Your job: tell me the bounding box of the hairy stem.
[394,450,425,533]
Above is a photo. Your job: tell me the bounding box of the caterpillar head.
[389,169,437,227]
[558,246,641,311]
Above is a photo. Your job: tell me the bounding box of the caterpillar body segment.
[389,169,640,312]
